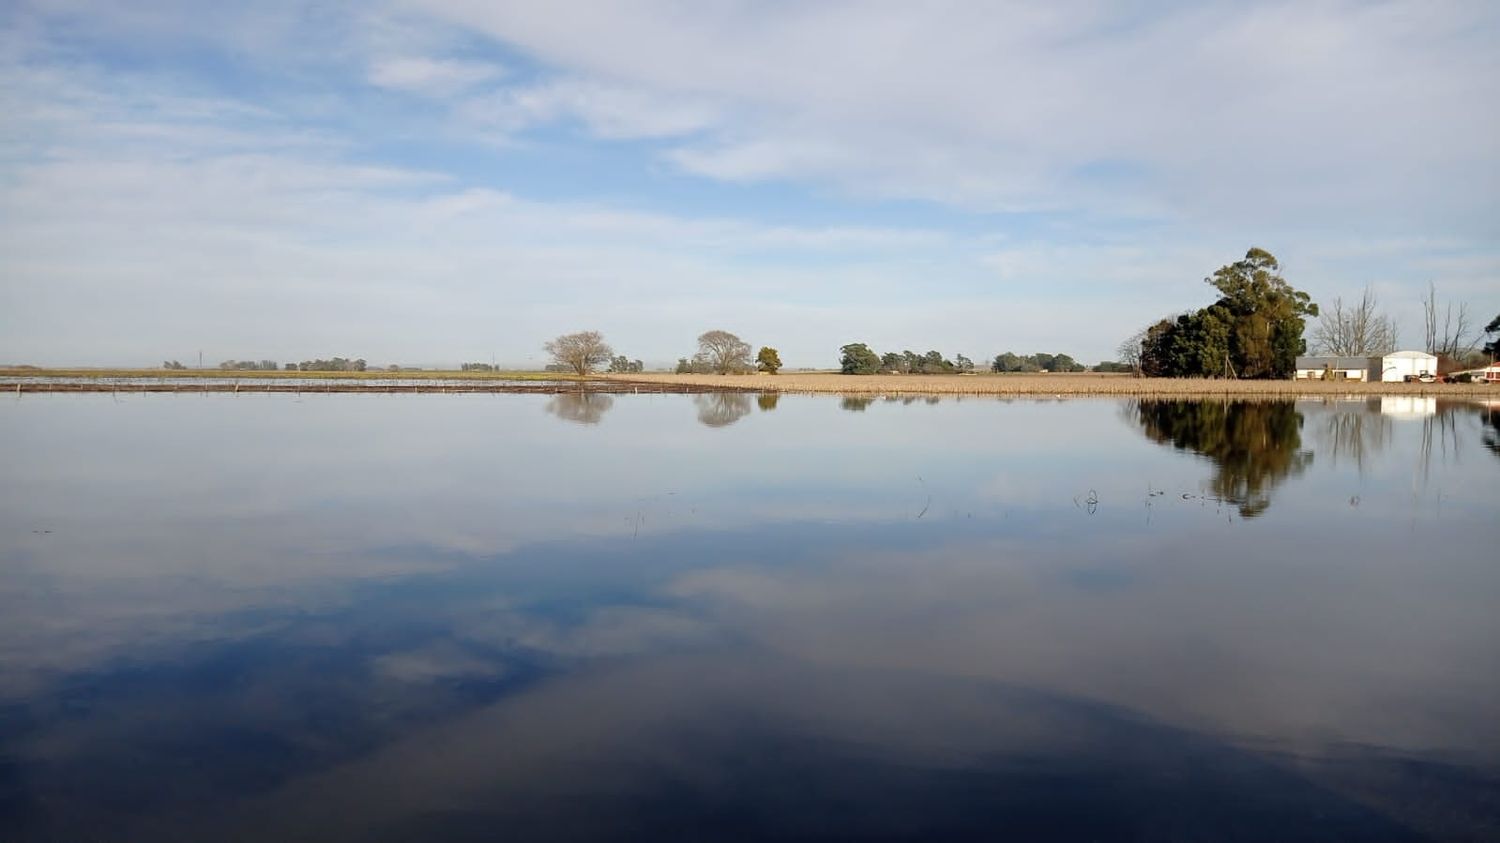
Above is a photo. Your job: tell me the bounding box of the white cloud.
[1,1,1496,366]
[367,56,502,94]
[415,0,1499,228]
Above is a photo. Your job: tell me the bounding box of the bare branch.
[1311,287,1398,355]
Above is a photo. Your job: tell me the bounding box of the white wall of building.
[1378,351,1438,382]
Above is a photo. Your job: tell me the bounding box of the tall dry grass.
[599,371,1497,397]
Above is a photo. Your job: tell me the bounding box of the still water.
[1,393,1497,841]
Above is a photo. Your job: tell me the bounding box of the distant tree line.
[839,345,1092,375]
[293,357,367,372]
[460,362,498,372]
[838,345,966,375]
[991,352,1086,373]
[219,360,280,371]
[162,360,187,370]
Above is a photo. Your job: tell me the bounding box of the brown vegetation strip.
[601,372,1498,397]
[0,380,758,395]
[4,371,1492,397]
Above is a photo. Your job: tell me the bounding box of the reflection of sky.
[1,394,1497,839]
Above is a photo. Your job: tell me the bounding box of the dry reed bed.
[602,372,1496,397]
[0,381,755,395]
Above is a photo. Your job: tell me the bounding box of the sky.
[1,0,1496,368]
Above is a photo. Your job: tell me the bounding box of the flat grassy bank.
[0,367,571,381]
[4,368,1493,397]
[602,371,1498,397]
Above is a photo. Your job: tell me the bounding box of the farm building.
[1294,356,1378,381]
[1294,350,1440,382]
[1375,350,1439,382]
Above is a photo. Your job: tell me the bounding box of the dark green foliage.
[1093,361,1132,373]
[1485,313,1500,359]
[839,343,882,375]
[607,356,645,373]
[756,347,782,374]
[1136,249,1316,379]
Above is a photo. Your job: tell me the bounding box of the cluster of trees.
[219,360,279,371]
[162,360,187,370]
[460,363,497,372]
[671,331,780,374]
[1132,249,1317,379]
[838,345,974,375]
[539,332,653,376]
[293,357,367,372]
[991,352,1086,373]
[839,346,1093,375]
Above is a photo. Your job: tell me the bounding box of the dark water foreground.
[1,393,1496,841]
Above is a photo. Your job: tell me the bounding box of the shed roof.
[1384,350,1438,360]
[1295,356,1376,369]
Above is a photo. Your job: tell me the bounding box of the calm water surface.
[1,393,1497,841]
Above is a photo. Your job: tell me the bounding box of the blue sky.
[1,0,1496,367]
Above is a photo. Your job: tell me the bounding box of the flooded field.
[1,393,1497,840]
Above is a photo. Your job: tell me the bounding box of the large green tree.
[839,343,882,375]
[1137,249,1316,379]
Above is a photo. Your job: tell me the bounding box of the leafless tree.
[1117,329,1145,376]
[1311,287,1399,355]
[544,392,614,424]
[543,331,613,376]
[1422,282,1478,360]
[695,330,752,374]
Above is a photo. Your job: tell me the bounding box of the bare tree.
[543,331,613,376]
[1422,282,1478,361]
[695,330,752,374]
[1311,287,1399,355]
[1117,329,1145,376]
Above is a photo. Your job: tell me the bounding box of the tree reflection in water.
[1482,404,1500,459]
[757,393,780,411]
[1134,399,1312,518]
[695,393,753,427]
[840,396,876,412]
[1310,398,1391,472]
[545,392,615,425]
